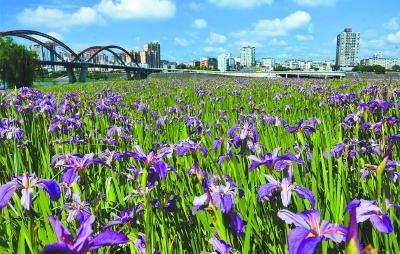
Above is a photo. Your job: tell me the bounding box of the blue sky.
[0,0,400,62]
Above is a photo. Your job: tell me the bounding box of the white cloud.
[292,0,336,6]
[231,11,312,45]
[384,17,399,31]
[97,0,176,19]
[207,32,227,44]
[296,34,314,41]
[203,46,226,54]
[175,37,190,46]
[193,18,207,29]
[46,32,63,41]
[208,0,273,8]
[234,39,263,48]
[387,31,400,43]
[17,6,101,30]
[269,38,287,46]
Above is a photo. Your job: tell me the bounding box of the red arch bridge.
[0,30,162,82]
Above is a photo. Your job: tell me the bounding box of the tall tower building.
[240,46,255,68]
[144,41,160,68]
[335,28,360,69]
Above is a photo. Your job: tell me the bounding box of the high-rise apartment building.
[143,42,160,68]
[218,53,234,72]
[240,46,255,68]
[335,28,360,69]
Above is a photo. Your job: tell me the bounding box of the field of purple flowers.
[0,76,399,254]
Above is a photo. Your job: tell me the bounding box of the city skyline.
[0,0,400,62]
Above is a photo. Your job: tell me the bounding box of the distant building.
[361,53,400,70]
[200,57,218,69]
[190,60,200,68]
[30,42,61,71]
[261,58,275,71]
[218,53,234,72]
[240,46,255,68]
[284,59,302,70]
[140,51,148,65]
[373,51,383,59]
[336,28,360,70]
[144,42,160,68]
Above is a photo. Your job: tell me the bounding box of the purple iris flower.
[258,174,315,208]
[286,118,320,136]
[278,209,347,254]
[248,148,303,172]
[0,173,60,210]
[209,234,233,254]
[0,118,23,140]
[345,199,393,233]
[361,160,400,182]
[41,215,129,254]
[229,212,246,236]
[228,122,259,144]
[213,138,223,152]
[176,140,207,157]
[52,153,101,186]
[124,145,171,181]
[104,203,143,229]
[193,175,242,214]
[63,193,91,223]
[134,233,160,254]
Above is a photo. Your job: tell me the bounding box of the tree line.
[0,36,38,88]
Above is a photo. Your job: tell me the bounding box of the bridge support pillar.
[79,63,88,83]
[67,66,76,83]
[133,70,141,79]
[125,70,132,80]
[285,74,288,78]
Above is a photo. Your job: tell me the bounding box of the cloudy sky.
[0,0,399,62]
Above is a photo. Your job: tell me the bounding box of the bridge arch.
[13,34,65,62]
[84,45,139,67]
[0,30,80,60]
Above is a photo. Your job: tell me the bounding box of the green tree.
[273,65,291,71]
[176,63,186,69]
[392,65,400,72]
[0,36,38,88]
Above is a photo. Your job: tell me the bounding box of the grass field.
[0,76,399,254]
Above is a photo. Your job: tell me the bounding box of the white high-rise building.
[240,46,255,68]
[261,58,275,70]
[336,28,360,69]
[218,53,234,72]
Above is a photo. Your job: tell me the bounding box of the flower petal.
[258,183,280,201]
[152,160,169,179]
[229,212,246,236]
[295,186,316,208]
[370,214,393,233]
[296,235,322,254]
[74,216,95,252]
[62,168,77,186]
[278,209,310,229]
[209,236,233,254]
[0,182,18,209]
[89,229,129,250]
[40,179,61,201]
[281,188,293,207]
[21,188,34,210]
[48,216,73,244]
[221,193,234,214]
[40,243,76,254]
[287,227,311,254]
